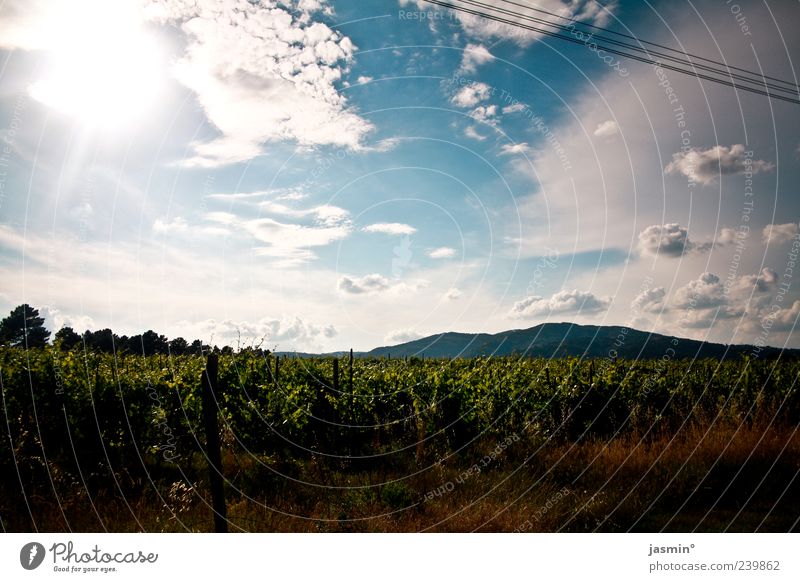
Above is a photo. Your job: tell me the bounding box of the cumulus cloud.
[145,0,372,167]
[761,300,800,332]
[669,272,750,328]
[662,269,786,330]
[631,287,667,313]
[469,104,498,125]
[664,144,775,186]
[183,315,337,349]
[638,223,698,257]
[673,272,725,309]
[40,305,95,335]
[499,142,531,156]
[510,289,609,318]
[593,120,619,137]
[363,222,417,236]
[428,247,457,259]
[457,43,494,73]
[717,227,739,245]
[337,274,391,294]
[734,268,778,294]
[402,0,615,46]
[451,81,492,108]
[762,222,799,246]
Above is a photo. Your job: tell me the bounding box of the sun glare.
[28,1,165,130]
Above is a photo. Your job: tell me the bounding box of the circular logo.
[20,542,46,570]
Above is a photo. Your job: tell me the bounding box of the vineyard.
[1,345,798,532]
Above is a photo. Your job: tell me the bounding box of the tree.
[83,328,116,353]
[141,330,169,355]
[168,337,188,355]
[55,326,82,350]
[0,304,50,348]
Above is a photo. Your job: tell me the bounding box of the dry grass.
[4,416,797,533]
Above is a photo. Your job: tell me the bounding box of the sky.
[0,0,798,352]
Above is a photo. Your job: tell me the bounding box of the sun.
[28,1,165,130]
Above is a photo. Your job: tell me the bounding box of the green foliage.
[0,346,797,500]
[0,304,50,348]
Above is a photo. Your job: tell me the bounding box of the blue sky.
[0,0,798,351]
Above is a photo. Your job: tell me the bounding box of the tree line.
[0,303,231,355]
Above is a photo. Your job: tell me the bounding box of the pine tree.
[0,304,51,348]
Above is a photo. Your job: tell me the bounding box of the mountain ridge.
[356,322,795,360]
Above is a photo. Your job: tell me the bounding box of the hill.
[364,322,794,359]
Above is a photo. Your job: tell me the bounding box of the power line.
[454,0,799,95]
[424,0,800,105]
[490,0,800,91]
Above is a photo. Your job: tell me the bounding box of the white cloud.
[337,274,391,294]
[469,104,498,125]
[384,328,422,343]
[499,142,531,156]
[632,287,667,313]
[457,43,494,74]
[428,247,457,259]
[204,210,351,268]
[510,289,609,318]
[762,222,799,246]
[451,81,492,108]
[337,273,428,296]
[673,272,725,309]
[657,269,785,331]
[356,75,373,84]
[147,0,373,167]
[363,222,417,236]
[464,126,486,141]
[761,300,800,332]
[717,227,739,245]
[638,223,697,257]
[180,315,337,349]
[0,1,67,51]
[258,200,349,227]
[402,0,616,47]
[502,102,526,114]
[202,190,352,265]
[593,120,619,138]
[445,287,462,300]
[40,305,95,334]
[664,144,775,186]
[0,223,351,352]
[153,216,189,234]
[734,268,778,293]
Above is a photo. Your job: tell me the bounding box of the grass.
[4,415,797,532]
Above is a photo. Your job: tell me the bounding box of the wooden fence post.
[201,353,227,533]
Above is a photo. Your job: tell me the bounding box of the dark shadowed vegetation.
[1,342,798,532]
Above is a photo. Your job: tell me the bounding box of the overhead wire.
[489,0,800,91]
[422,0,800,105]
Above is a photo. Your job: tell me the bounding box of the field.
[1,346,798,532]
